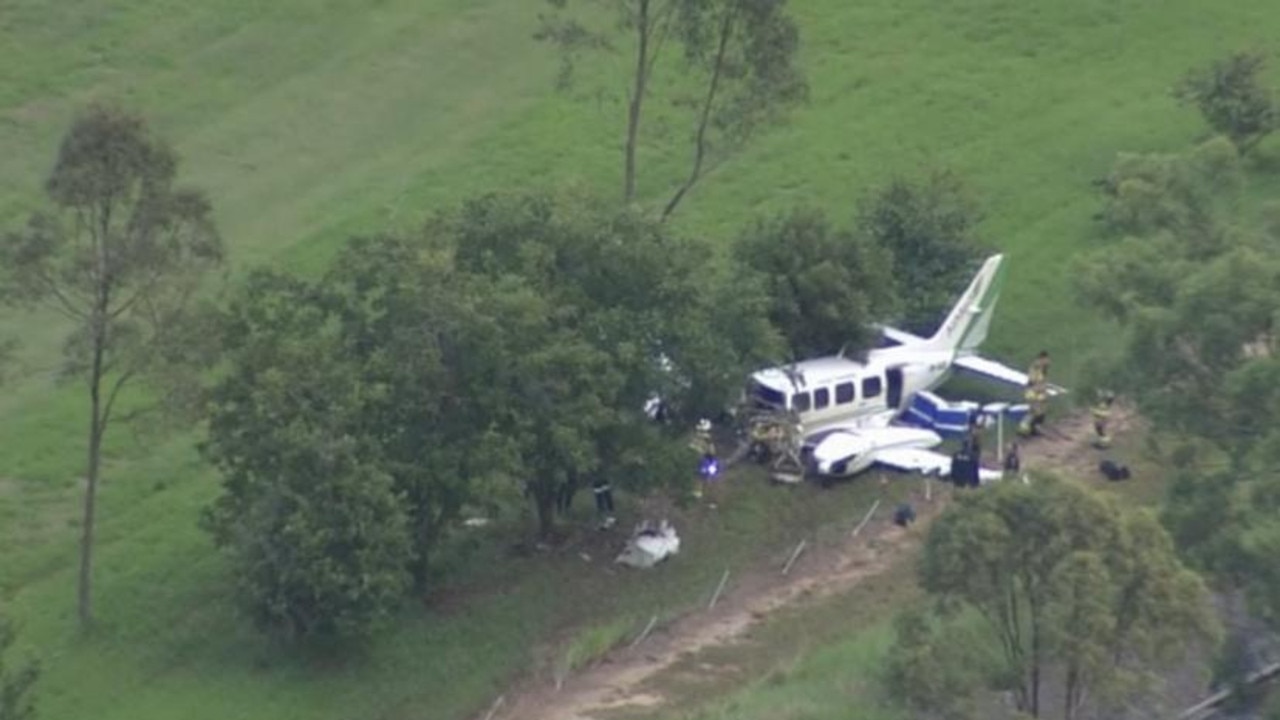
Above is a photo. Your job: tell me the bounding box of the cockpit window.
[750,381,787,409]
[791,392,811,412]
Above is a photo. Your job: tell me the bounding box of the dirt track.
[490,492,936,720]
[481,407,1122,720]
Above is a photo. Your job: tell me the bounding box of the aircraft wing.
[880,325,1067,397]
[952,355,1067,397]
[873,447,952,475]
[873,447,1004,482]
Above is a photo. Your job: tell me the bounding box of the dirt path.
[481,408,1125,720]
[485,489,942,720]
[1013,401,1140,479]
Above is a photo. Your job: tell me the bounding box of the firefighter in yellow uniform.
[1092,391,1115,449]
[690,418,716,499]
[692,418,716,457]
[1018,384,1048,437]
[749,417,782,463]
[1028,350,1051,387]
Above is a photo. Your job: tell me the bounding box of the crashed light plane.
[746,253,1063,482]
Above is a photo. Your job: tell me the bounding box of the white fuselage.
[747,344,955,440]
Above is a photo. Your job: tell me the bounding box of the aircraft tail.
[919,254,1007,357]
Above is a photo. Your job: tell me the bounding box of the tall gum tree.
[0,104,223,629]
[536,0,807,217]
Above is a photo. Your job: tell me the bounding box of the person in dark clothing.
[894,503,917,527]
[1004,442,1021,478]
[964,411,983,462]
[593,476,616,528]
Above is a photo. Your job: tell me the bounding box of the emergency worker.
[1028,350,1051,387]
[1092,391,1115,449]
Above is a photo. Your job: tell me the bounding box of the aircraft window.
[791,392,811,412]
[751,382,787,408]
[814,388,830,409]
[862,376,882,399]
[835,382,855,404]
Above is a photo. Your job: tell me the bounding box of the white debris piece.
[616,520,680,569]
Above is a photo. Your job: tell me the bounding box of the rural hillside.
[2,1,1279,720]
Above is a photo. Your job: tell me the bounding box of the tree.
[1176,51,1277,155]
[202,270,416,640]
[1090,135,1241,242]
[207,427,414,640]
[1076,136,1280,636]
[913,476,1217,718]
[536,0,807,216]
[855,169,987,335]
[0,617,39,720]
[885,605,997,720]
[732,205,897,359]
[435,191,777,536]
[201,233,509,611]
[459,277,624,538]
[0,104,224,629]
[321,236,494,585]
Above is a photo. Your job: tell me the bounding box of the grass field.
[3,0,1280,718]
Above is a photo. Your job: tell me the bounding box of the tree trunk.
[79,330,105,630]
[1030,608,1042,717]
[623,0,651,204]
[1065,665,1078,720]
[661,7,734,222]
[534,481,556,541]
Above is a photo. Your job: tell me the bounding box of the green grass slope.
[2,0,1278,718]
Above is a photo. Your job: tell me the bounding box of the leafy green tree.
[0,617,38,720]
[459,277,623,537]
[1076,139,1280,634]
[1091,135,1241,242]
[732,205,896,359]
[1234,446,1280,630]
[321,236,496,584]
[208,427,413,640]
[536,0,807,215]
[0,104,224,630]
[885,605,996,720]
[855,169,987,335]
[1212,630,1271,716]
[436,191,776,535]
[202,270,417,640]
[914,476,1217,718]
[1176,51,1277,155]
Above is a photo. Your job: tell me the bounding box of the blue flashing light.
[699,456,720,478]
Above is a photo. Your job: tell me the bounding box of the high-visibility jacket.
[1091,403,1112,424]
[1031,392,1047,417]
[1028,357,1049,384]
[690,430,715,456]
[1024,387,1046,412]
